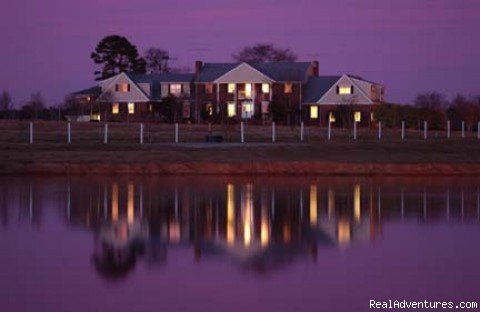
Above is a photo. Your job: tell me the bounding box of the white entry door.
[241,101,254,119]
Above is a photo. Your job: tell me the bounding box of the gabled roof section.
[302,76,340,103]
[197,63,241,82]
[213,62,275,83]
[197,61,312,82]
[346,74,381,86]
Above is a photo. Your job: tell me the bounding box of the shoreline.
[2,161,480,175]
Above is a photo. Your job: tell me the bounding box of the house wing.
[99,72,150,102]
[317,74,373,105]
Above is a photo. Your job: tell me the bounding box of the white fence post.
[140,123,144,144]
[271,122,276,143]
[240,121,244,143]
[328,121,332,141]
[67,122,71,144]
[424,121,427,140]
[29,122,33,144]
[378,121,382,140]
[175,123,179,143]
[104,123,108,144]
[300,121,304,142]
[353,121,357,140]
[462,121,465,138]
[447,120,451,139]
[401,121,405,140]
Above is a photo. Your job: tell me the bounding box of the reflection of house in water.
[2,177,480,278]
[80,180,385,277]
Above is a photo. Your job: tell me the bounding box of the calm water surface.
[1,176,480,312]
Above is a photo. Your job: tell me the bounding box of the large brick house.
[74,60,384,125]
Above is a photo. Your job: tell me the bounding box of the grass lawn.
[0,121,479,168]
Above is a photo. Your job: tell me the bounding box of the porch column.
[269,83,273,101]
[235,83,239,118]
[216,83,220,114]
[252,83,256,116]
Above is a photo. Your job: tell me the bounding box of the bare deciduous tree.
[144,48,172,74]
[0,90,12,111]
[232,43,298,63]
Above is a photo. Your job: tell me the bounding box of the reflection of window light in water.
[354,184,361,222]
[128,183,134,224]
[310,185,318,227]
[169,220,181,243]
[227,184,235,245]
[260,206,269,247]
[337,219,351,245]
[328,188,335,219]
[112,183,118,222]
[243,184,253,246]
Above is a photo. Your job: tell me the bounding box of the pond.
[0,176,479,311]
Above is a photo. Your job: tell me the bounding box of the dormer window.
[115,83,130,92]
[337,85,353,95]
[169,84,182,96]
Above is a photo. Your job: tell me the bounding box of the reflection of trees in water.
[1,177,480,279]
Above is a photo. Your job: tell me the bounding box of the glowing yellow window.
[244,83,252,98]
[244,103,253,112]
[112,103,119,114]
[262,83,270,93]
[284,83,292,93]
[128,103,135,114]
[354,111,361,122]
[228,83,236,94]
[310,106,318,119]
[206,103,213,116]
[339,86,352,95]
[227,102,236,117]
[329,112,336,123]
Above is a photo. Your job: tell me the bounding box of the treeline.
[374,92,480,130]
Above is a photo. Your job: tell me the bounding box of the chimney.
[195,60,203,77]
[311,61,319,76]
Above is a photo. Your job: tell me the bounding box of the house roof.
[126,72,195,83]
[73,86,102,96]
[251,62,312,82]
[346,74,381,85]
[196,62,312,82]
[302,76,340,103]
[196,63,241,82]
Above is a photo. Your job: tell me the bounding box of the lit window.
[261,101,269,114]
[242,102,254,119]
[339,86,352,95]
[149,104,153,112]
[227,102,236,117]
[112,103,119,114]
[262,83,270,93]
[228,83,236,94]
[310,106,318,119]
[116,83,129,92]
[128,102,135,114]
[244,103,253,112]
[329,112,336,123]
[244,83,252,98]
[169,84,182,96]
[284,83,292,93]
[206,103,213,116]
[354,111,361,122]
[205,83,213,94]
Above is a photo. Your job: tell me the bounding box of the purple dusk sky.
[0,0,479,106]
